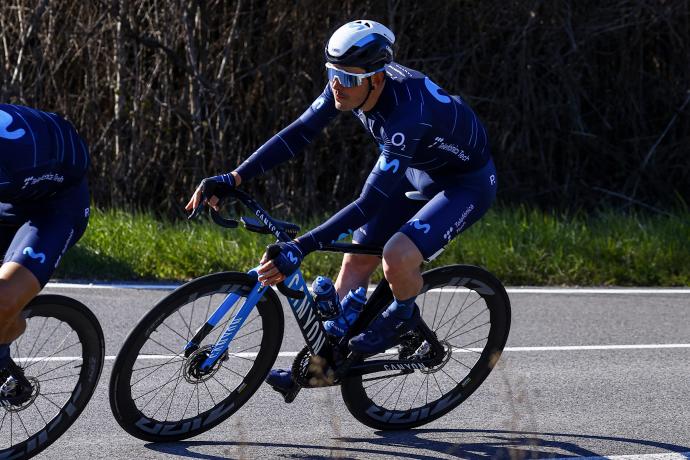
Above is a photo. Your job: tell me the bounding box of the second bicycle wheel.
[341,264,511,430]
[109,272,284,442]
[1,295,105,460]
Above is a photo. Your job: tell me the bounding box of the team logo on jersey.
[23,247,46,264]
[390,132,406,149]
[311,96,325,111]
[377,157,400,173]
[424,77,451,104]
[411,219,431,234]
[0,109,26,140]
[332,228,353,243]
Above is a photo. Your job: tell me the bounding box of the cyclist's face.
[329,64,373,111]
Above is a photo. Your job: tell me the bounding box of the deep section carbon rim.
[110,273,283,441]
[341,265,510,429]
[0,295,104,459]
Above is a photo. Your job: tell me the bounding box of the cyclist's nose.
[331,78,345,92]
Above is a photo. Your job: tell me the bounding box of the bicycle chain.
[290,345,338,388]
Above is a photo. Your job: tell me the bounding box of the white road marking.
[548,453,690,460]
[14,343,690,363]
[45,282,690,295]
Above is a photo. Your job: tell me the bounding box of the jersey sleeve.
[234,85,338,182]
[299,110,429,253]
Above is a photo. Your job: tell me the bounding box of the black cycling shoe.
[349,304,421,354]
[265,368,301,403]
[0,360,33,408]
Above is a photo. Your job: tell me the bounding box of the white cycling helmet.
[325,20,395,72]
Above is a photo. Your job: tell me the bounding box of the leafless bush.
[1,0,687,217]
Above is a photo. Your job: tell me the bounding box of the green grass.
[55,207,690,286]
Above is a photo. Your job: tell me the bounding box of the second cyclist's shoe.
[0,362,32,408]
[265,368,300,403]
[348,304,421,354]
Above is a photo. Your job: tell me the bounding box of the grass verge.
[55,207,689,286]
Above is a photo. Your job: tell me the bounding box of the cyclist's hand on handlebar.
[257,241,304,286]
[185,172,238,218]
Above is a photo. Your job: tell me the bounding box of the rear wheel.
[109,272,284,442]
[1,295,105,459]
[341,265,510,430]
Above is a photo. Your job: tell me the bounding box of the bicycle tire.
[341,264,510,430]
[1,295,105,459]
[109,272,284,442]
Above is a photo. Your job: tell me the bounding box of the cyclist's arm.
[298,115,428,253]
[234,85,338,182]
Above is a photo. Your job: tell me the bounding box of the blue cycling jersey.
[235,63,491,253]
[0,104,89,202]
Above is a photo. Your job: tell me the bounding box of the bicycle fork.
[183,270,268,373]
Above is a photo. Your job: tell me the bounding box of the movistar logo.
[411,219,431,234]
[377,157,400,173]
[424,77,451,104]
[0,109,26,140]
[287,252,298,264]
[311,96,325,111]
[23,247,46,264]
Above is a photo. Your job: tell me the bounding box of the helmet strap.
[353,76,374,112]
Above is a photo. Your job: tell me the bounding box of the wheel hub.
[421,340,452,374]
[183,345,226,384]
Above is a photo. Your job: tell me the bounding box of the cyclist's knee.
[382,234,423,280]
[0,284,24,321]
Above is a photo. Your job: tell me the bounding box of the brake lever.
[210,208,239,228]
[188,201,205,220]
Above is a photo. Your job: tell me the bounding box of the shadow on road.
[145,428,690,459]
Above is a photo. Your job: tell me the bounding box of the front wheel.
[341,265,511,430]
[109,272,284,442]
[1,295,105,459]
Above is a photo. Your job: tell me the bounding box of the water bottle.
[312,276,341,320]
[324,286,367,337]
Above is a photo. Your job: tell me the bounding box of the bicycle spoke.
[437,294,482,333]
[33,374,81,383]
[409,374,428,410]
[392,374,409,411]
[31,356,80,379]
[444,309,487,343]
[380,375,407,408]
[446,319,490,343]
[131,357,185,375]
[202,380,217,407]
[24,317,50,362]
[432,288,462,331]
[131,354,185,387]
[160,321,190,343]
[449,354,473,371]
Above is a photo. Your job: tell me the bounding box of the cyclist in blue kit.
[186,20,497,396]
[0,104,90,405]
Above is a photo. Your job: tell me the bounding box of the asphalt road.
[6,285,690,459]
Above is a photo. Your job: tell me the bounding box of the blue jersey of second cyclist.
[0,104,89,202]
[235,63,491,252]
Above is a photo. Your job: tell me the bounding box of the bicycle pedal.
[270,384,301,404]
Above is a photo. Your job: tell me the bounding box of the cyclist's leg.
[336,176,424,298]
[350,160,497,352]
[0,263,41,345]
[0,178,90,358]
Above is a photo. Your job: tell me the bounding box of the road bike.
[109,188,511,441]
[1,295,105,459]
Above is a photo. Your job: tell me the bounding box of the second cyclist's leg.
[1,180,90,398]
[349,235,424,353]
[334,252,380,298]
